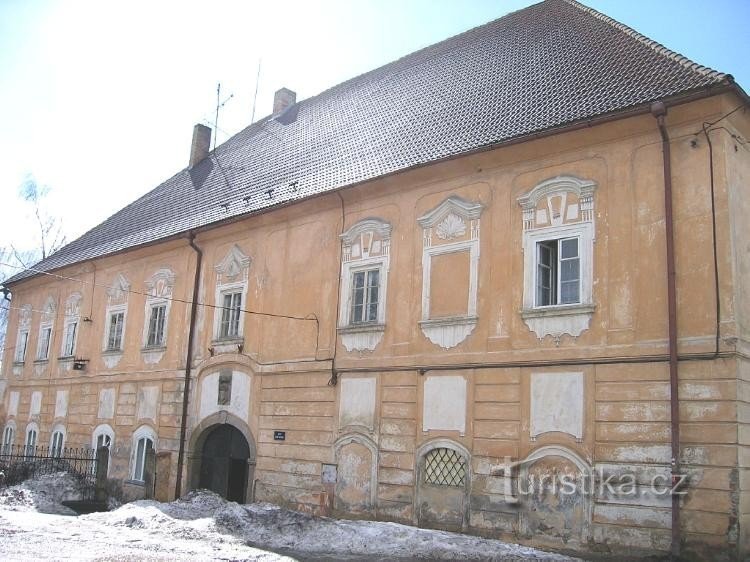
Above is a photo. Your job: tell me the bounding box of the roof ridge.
[560,0,727,81]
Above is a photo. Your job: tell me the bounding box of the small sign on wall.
[273,431,286,441]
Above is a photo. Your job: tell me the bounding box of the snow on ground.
[0,474,578,561]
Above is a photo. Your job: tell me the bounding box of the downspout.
[175,232,203,498]
[651,101,681,556]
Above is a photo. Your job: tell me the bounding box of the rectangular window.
[350,269,380,324]
[146,304,166,347]
[536,237,580,306]
[107,312,125,351]
[14,330,28,363]
[37,327,52,360]
[219,292,242,338]
[62,322,78,357]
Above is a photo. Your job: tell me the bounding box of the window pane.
[560,258,580,283]
[64,322,77,356]
[560,237,578,259]
[108,312,124,350]
[351,272,366,323]
[135,438,145,480]
[560,281,580,304]
[536,241,557,306]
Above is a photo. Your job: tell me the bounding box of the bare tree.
[0,178,67,362]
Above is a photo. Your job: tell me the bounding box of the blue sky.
[0,0,748,254]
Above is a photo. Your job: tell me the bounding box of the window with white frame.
[338,218,392,352]
[103,274,130,355]
[142,269,174,351]
[146,304,167,347]
[14,329,28,363]
[92,424,115,475]
[106,309,126,351]
[37,325,52,360]
[517,176,597,340]
[60,292,82,358]
[50,427,65,457]
[213,245,251,344]
[130,426,156,482]
[2,424,15,453]
[219,291,242,339]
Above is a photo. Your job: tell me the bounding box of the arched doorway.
[198,424,250,502]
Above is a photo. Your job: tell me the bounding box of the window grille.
[220,292,242,338]
[107,312,125,351]
[423,447,466,487]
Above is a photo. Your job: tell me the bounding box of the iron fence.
[0,444,99,499]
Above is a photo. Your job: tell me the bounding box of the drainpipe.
[175,232,203,498]
[651,101,681,556]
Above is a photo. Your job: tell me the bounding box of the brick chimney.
[273,87,296,115]
[189,124,212,168]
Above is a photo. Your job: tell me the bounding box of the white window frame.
[36,324,53,361]
[130,425,157,483]
[144,301,168,348]
[518,175,597,340]
[50,424,66,457]
[217,287,244,340]
[92,424,115,475]
[337,218,392,352]
[14,329,29,363]
[61,319,78,358]
[104,306,127,352]
[212,246,251,344]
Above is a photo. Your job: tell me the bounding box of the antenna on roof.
[213,82,234,150]
[251,59,262,124]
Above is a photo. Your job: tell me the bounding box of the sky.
[0,0,748,257]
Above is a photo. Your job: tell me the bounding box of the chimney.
[273,87,296,115]
[189,124,212,168]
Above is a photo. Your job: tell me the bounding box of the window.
[96,432,112,450]
[423,447,467,487]
[37,326,52,360]
[14,330,28,363]
[50,430,65,457]
[25,427,37,454]
[219,292,242,339]
[146,304,167,347]
[338,219,392,352]
[132,436,154,482]
[536,237,580,306]
[62,321,78,357]
[2,425,14,453]
[518,176,597,340]
[218,370,232,405]
[351,269,380,324]
[106,311,125,351]
[92,424,115,475]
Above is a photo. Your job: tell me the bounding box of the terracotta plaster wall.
[1,93,748,556]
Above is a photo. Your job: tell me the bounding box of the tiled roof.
[5,0,734,285]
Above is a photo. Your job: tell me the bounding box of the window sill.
[12,361,25,367]
[58,356,75,362]
[124,479,145,487]
[520,303,595,340]
[211,336,244,345]
[419,315,478,349]
[102,349,124,356]
[141,345,167,353]
[33,359,49,365]
[338,323,385,352]
[210,337,244,355]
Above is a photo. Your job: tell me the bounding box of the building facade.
[2,1,749,559]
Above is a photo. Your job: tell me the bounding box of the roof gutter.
[174,231,202,499]
[651,100,681,557]
[5,81,745,290]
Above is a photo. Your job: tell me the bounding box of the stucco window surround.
[418,196,483,349]
[60,292,82,360]
[102,274,130,366]
[35,297,56,362]
[337,218,392,352]
[130,425,157,483]
[141,268,175,353]
[517,176,597,341]
[13,304,32,366]
[212,245,251,351]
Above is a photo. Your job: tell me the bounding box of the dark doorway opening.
[198,424,250,502]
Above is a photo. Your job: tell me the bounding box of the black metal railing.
[0,444,99,499]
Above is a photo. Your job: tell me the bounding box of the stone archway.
[188,412,256,503]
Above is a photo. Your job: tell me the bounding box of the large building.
[2,0,749,558]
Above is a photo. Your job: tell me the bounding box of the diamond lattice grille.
[423,447,466,487]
